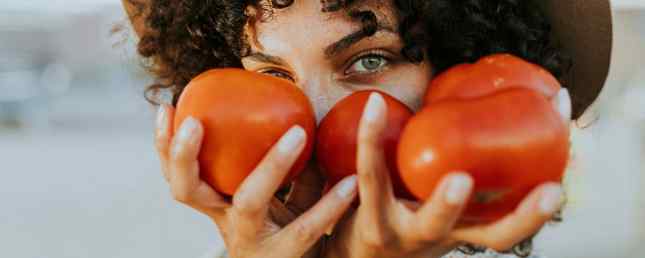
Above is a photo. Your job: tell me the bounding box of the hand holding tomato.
[399,89,569,222]
[156,69,359,258]
[324,55,571,258]
[398,54,571,223]
[323,92,569,258]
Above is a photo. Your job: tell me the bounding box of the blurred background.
[0,1,643,258]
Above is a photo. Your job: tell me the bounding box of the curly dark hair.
[128,0,569,105]
[126,0,569,256]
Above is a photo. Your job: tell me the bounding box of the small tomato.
[316,91,414,198]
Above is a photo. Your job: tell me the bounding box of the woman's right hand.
[154,105,358,258]
[324,92,568,258]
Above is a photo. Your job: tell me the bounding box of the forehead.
[248,0,397,51]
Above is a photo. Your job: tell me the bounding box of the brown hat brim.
[537,0,613,119]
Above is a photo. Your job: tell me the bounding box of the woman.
[122,0,612,257]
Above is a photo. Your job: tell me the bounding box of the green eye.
[346,54,389,75]
[362,56,384,70]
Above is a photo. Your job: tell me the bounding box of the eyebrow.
[245,52,288,66]
[324,24,395,58]
[245,15,396,65]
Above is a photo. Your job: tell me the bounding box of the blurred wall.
[537,9,645,258]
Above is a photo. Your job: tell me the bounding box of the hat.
[122,0,614,119]
[538,0,613,119]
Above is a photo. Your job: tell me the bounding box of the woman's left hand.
[155,105,358,258]
[324,90,571,258]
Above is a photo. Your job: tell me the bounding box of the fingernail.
[553,88,572,122]
[539,184,564,215]
[278,126,306,153]
[336,175,358,198]
[363,93,385,123]
[177,117,198,142]
[157,105,168,134]
[445,173,473,205]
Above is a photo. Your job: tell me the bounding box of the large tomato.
[174,69,316,196]
[425,54,561,104]
[398,89,569,222]
[316,91,414,198]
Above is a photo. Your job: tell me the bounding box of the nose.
[297,76,347,124]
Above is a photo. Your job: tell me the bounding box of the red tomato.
[398,89,569,222]
[316,91,414,198]
[174,69,316,196]
[425,54,561,104]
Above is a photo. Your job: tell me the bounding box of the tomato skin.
[316,91,414,198]
[425,54,561,104]
[398,89,569,222]
[174,69,316,196]
[397,53,569,222]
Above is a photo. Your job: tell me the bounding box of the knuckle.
[155,138,169,153]
[170,137,200,163]
[358,130,377,147]
[363,236,386,250]
[170,145,189,164]
[421,230,443,243]
[421,217,454,241]
[357,164,385,185]
[291,221,317,244]
[169,143,183,160]
[155,123,168,137]
[264,156,286,174]
[357,166,376,181]
[160,168,170,181]
[487,239,516,252]
[361,230,392,250]
[232,196,262,215]
[255,156,290,180]
[359,125,385,147]
[171,189,192,203]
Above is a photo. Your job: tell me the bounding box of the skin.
[136,0,575,257]
[157,107,358,258]
[242,0,431,120]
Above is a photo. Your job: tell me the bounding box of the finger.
[399,199,421,211]
[410,173,473,242]
[276,175,358,256]
[155,104,175,181]
[357,92,394,215]
[552,88,572,122]
[233,126,307,217]
[169,117,228,210]
[451,183,564,251]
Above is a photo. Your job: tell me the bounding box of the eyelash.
[344,49,393,76]
[258,68,295,82]
[257,49,395,82]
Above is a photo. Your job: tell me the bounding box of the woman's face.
[242,0,432,121]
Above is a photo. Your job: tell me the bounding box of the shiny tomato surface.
[425,54,561,105]
[174,69,316,196]
[399,89,569,222]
